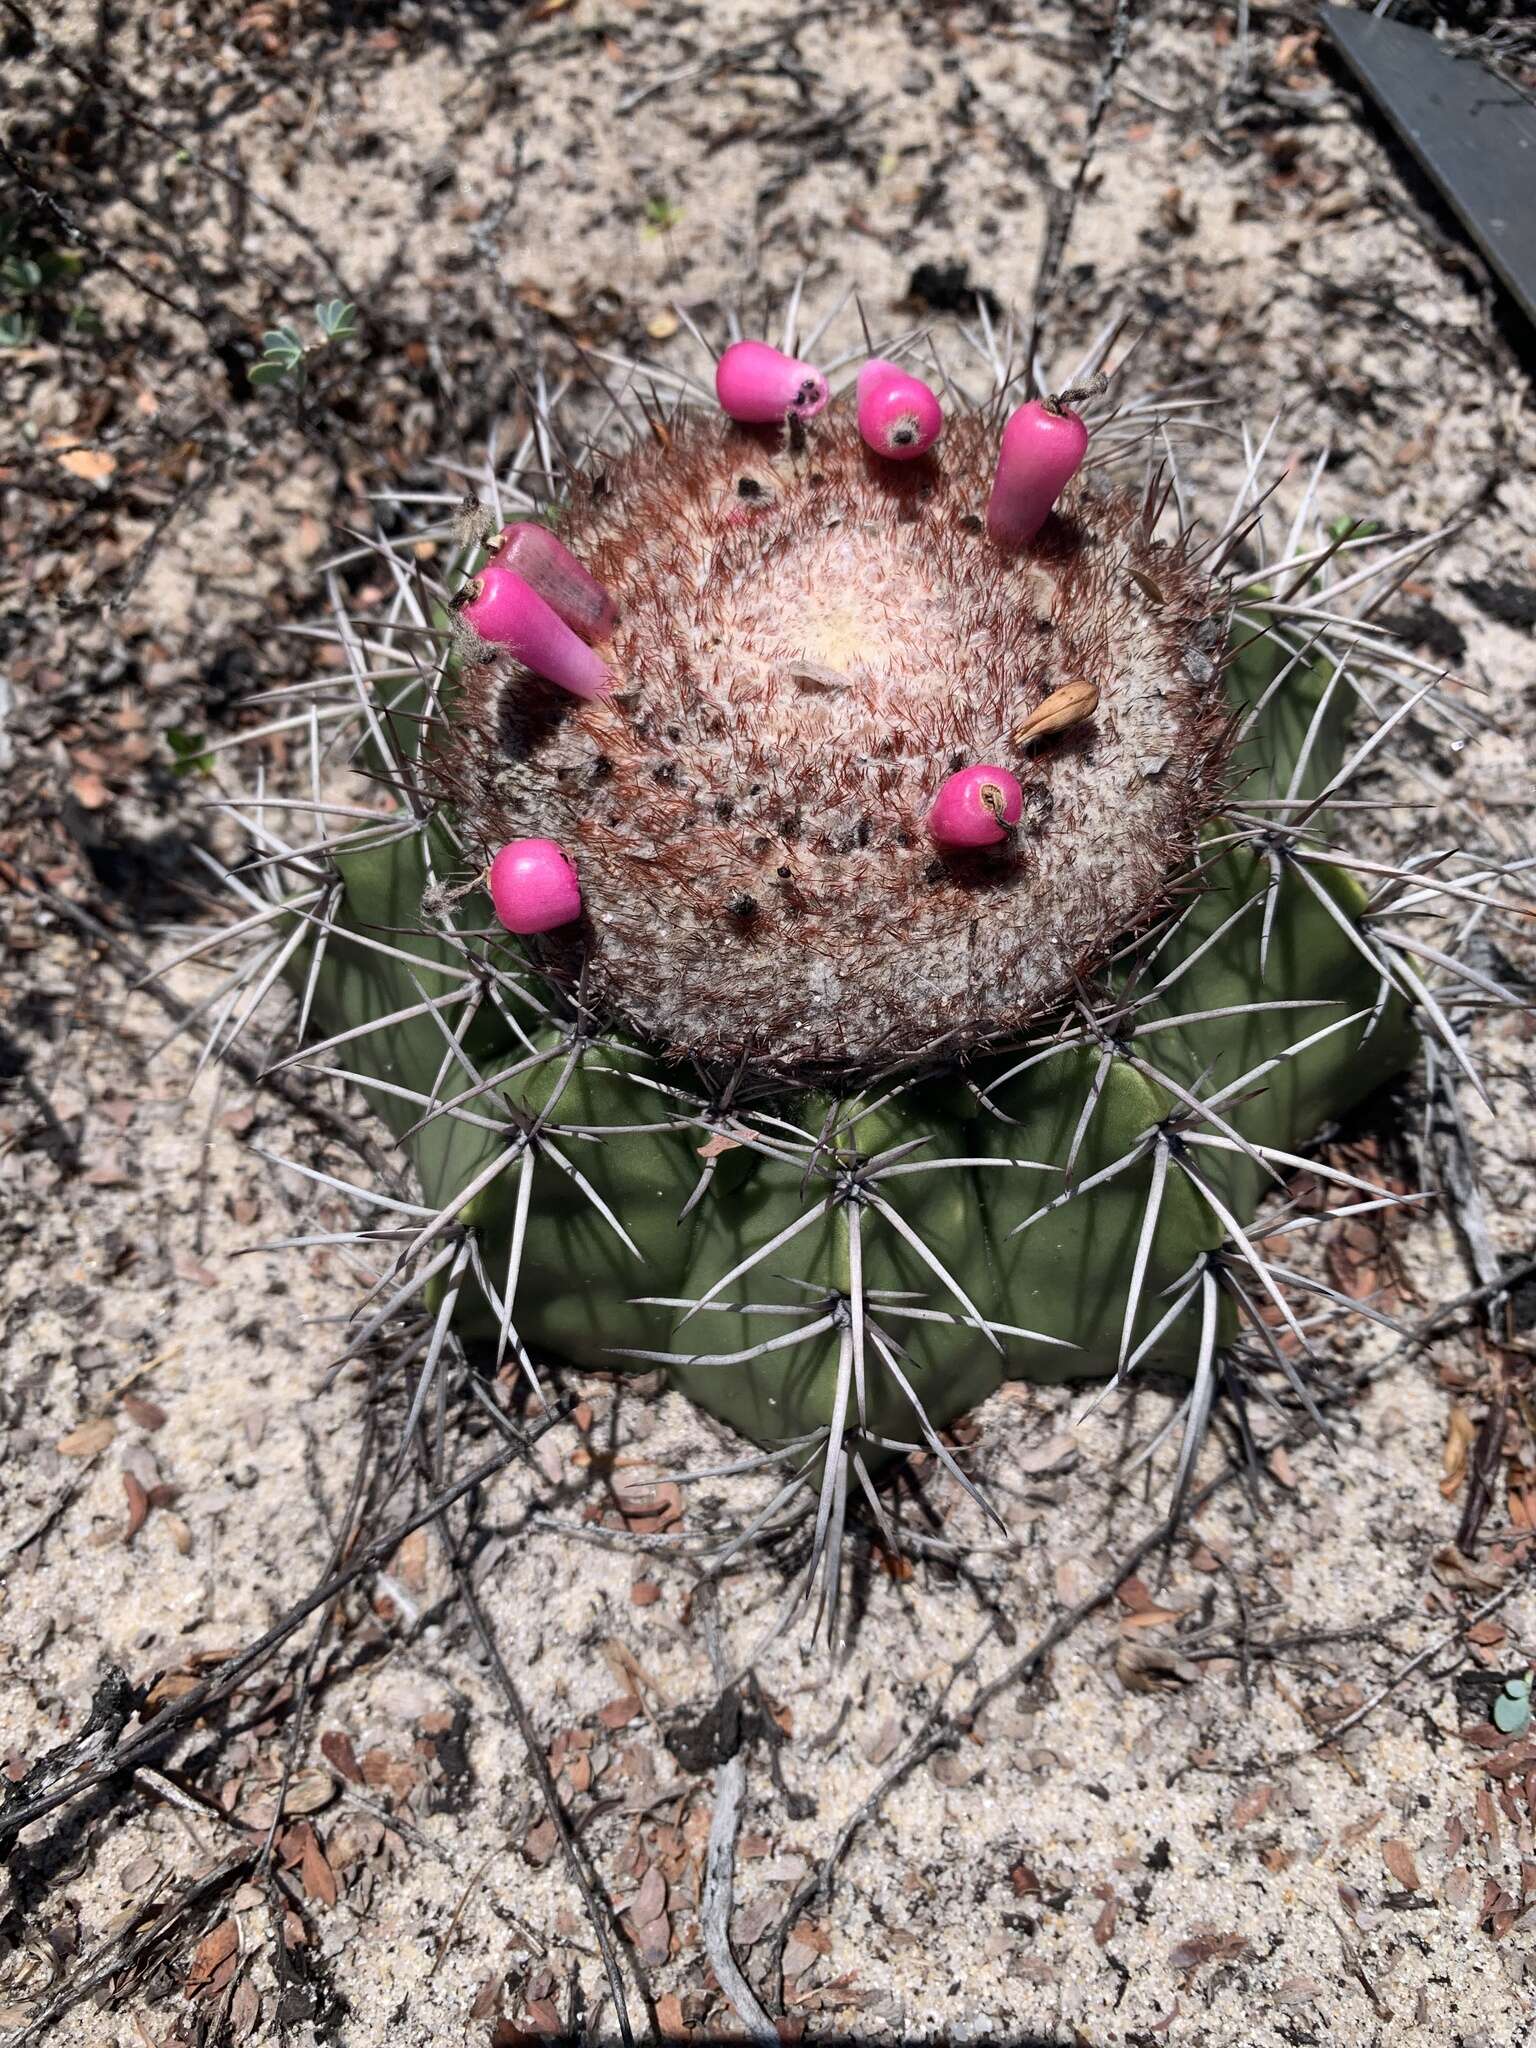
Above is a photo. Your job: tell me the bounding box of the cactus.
[186,304,1516,1621]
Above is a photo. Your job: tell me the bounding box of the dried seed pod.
[1013,678,1101,748]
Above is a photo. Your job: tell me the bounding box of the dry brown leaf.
[1120,1606,1187,1631]
[1434,1545,1508,1594]
[1467,1619,1508,1648]
[320,1730,363,1783]
[298,1829,338,1907]
[56,1416,115,1458]
[1339,1807,1385,1847]
[185,1919,238,1988]
[629,1864,667,1929]
[1168,1931,1249,1977]
[282,1767,335,1816]
[122,1471,150,1543]
[522,1817,558,1866]
[469,1976,503,2023]
[121,1392,167,1431]
[230,1977,260,2039]
[1442,1405,1476,1491]
[1382,1839,1420,1892]
[1230,1783,1273,1829]
[395,1526,429,1591]
[1117,1639,1201,1693]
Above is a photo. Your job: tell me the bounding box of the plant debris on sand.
[2,4,1535,2045]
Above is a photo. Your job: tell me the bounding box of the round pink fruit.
[715,339,830,425]
[488,839,583,935]
[928,765,1024,849]
[461,563,611,700]
[856,359,943,460]
[985,399,1090,547]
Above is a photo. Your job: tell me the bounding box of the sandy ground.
[4,3,1536,2045]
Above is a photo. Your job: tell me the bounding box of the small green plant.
[249,299,358,391]
[642,194,684,237]
[0,213,89,345]
[1493,1668,1534,1736]
[166,728,214,778]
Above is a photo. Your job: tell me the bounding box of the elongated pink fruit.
[489,839,582,935]
[493,523,616,643]
[928,765,1024,848]
[856,359,943,460]
[985,399,1090,546]
[461,564,611,700]
[715,340,829,425]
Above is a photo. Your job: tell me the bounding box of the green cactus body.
[289,554,1413,1457]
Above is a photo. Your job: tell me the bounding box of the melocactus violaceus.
[203,307,1497,1614]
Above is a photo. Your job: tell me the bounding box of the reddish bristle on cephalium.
[439,397,1231,1078]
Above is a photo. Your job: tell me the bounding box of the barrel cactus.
[197,302,1490,1619]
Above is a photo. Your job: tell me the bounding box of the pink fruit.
[715,340,830,425]
[928,765,1024,848]
[492,523,617,643]
[488,839,583,935]
[856,359,943,460]
[461,564,611,700]
[985,398,1090,547]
